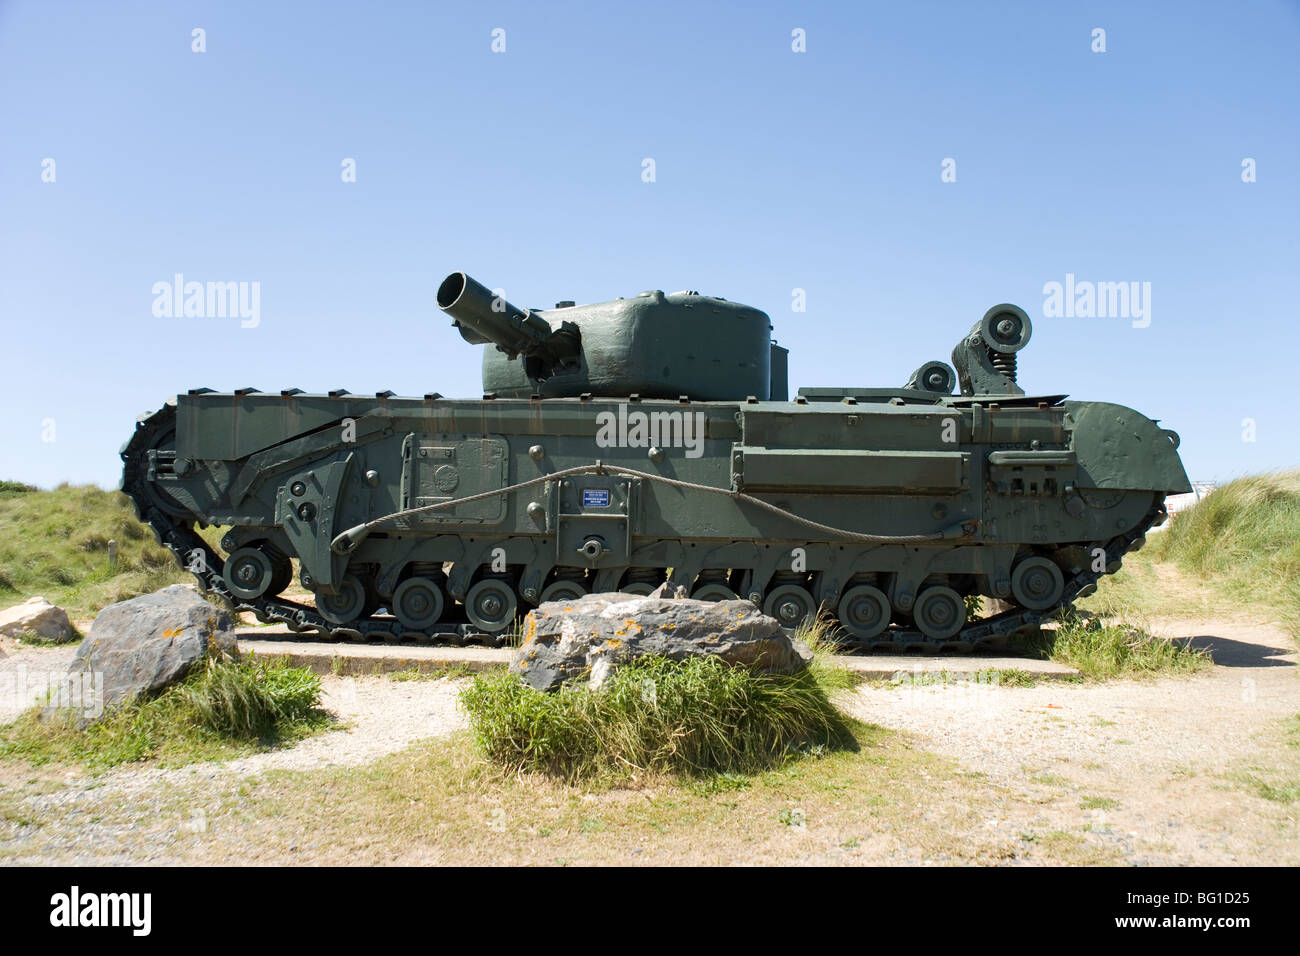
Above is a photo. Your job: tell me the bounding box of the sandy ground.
[0,610,1295,866]
[842,615,1299,865]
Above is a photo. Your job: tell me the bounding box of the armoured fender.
[1063,401,1192,495]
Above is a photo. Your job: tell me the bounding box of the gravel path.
[0,642,79,724]
[840,615,1299,864]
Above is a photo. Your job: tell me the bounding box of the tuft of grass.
[1079,796,1119,810]
[180,654,325,739]
[0,654,330,769]
[0,483,226,619]
[1030,773,1070,787]
[499,620,526,648]
[1150,470,1300,635]
[1228,714,1300,805]
[1018,609,1210,680]
[460,624,858,781]
[10,627,82,647]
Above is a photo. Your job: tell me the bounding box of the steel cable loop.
[333,461,945,554]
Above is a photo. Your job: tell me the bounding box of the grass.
[460,617,859,781]
[5,627,82,647]
[1154,470,1300,630]
[0,482,226,621]
[1017,610,1210,680]
[1079,796,1119,810]
[1228,713,1300,805]
[884,667,1042,688]
[0,653,330,769]
[1086,470,1300,634]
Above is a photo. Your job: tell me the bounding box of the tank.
[120,271,1192,648]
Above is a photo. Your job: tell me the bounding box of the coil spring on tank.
[409,562,447,581]
[769,570,808,587]
[623,568,664,586]
[989,348,1017,382]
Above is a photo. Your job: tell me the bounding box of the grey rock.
[514,591,812,691]
[0,596,77,644]
[54,584,237,720]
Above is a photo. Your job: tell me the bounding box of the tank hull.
[122,386,1188,647]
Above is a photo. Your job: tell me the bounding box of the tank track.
[121,403,1164,652]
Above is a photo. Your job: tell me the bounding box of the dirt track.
[843,615,1299,865]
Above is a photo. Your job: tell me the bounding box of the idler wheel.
[392,577,446,631]
[466,579,518,633]
[1010,556,1065,611]
[539,579,588,604]
[912,586,967,640]
[223,547,276,601]
[692,583,739,602]
[980,304,1032,353]
[837,585,891,640]
[763,584,816,628]
[316,574,367,625]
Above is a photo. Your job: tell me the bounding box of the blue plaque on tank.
[582,488,610,508]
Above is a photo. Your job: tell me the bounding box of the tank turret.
[437,271,782,402]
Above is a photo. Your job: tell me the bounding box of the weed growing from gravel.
[1018,609,1209,680]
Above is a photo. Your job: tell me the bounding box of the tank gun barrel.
[437,272,578,366]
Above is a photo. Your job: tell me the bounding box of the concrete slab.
[237,635,508,675]
[835,655,1079,680]
[236,627,1080,680]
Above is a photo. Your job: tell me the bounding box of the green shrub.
[461,624,857,780]
[181,655,325,738]
[0,655,329,769]
[1019,609,1209,680]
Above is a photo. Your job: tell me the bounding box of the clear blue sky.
[2,0,1297,489]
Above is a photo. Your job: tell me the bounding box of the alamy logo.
[49,886,151,936]
[151,274,260,328]
[1042,273,1151,328]
[595,406,706,459]
[0,666,102,721]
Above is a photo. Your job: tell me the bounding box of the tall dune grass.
[1150,470,1300,634]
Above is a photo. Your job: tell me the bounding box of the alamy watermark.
[595,405,706,459]
[152,274,260,328]
[0,665,103,721]
[891,665,1005,711]
[1042,273,1151,328]
[50,886,151,936]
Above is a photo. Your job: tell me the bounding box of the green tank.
[120,271,1191,648]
